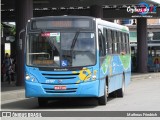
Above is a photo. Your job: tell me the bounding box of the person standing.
[2,53,12,84]
[154,58,159,72]
[10,59,15,81]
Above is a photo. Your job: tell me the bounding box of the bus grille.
[44,88,77,93]
[41,73,79,80]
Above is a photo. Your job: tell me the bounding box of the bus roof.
[96,18,129,33]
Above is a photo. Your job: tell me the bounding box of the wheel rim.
[122,76,125,94]
[106,85,108,97]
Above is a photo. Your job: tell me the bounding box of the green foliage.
[1,23,4,30]
[1,23,16,36]
[9,26,16,36]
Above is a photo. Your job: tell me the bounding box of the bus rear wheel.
[38,98,48,107]
[116,75,125,97]
[98,85,107,105]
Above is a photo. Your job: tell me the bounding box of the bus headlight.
[26,74,31,80]
[25,74,37,82]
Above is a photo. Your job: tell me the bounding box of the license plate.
[54,86,66,90]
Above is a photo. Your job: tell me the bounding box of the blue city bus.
[131,41,160,72]
[24,16,131,106]
[129,25,160,72]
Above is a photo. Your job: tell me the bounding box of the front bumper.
[25,80,99,98]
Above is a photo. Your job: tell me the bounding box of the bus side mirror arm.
[19,29,25,50]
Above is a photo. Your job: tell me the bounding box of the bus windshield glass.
[26,32,96,68]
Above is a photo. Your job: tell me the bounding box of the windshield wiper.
[70,31,79,51]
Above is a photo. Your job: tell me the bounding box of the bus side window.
[117,32,121,54]
[112,31,117,54]
[115,31,118,54]
[128,34,130,53]
[121,32,125,53]
[103,28,108,54]
[98,29,106,56]
[111,30,115,54]
[124,33,127,54]
[107,30,112,54]
[125,33,130,54]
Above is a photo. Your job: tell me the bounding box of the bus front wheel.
[98,85,107,105]
[38,98,48,107]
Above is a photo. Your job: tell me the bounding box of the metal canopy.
[1,0,160,21]
[1,0,159,10]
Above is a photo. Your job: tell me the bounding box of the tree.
[9,26,16,36]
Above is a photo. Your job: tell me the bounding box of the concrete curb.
[131,73,160,80]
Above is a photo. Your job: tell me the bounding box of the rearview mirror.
[19,29,25,50]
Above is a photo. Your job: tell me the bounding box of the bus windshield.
[26,32,96,68]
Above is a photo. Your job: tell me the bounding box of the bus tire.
[38,98,48,107]
[98,85,107,105]
[116,75,125,97]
